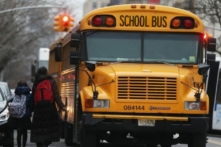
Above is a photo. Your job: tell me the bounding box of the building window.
[93,2,97,8]
[101,2,106,7]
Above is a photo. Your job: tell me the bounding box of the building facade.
[83,0,199,16]
[83,0,110,16]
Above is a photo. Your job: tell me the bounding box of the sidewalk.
[13,130,68,147]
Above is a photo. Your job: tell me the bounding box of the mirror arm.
[82,68,96,92]
[194,93,201,103]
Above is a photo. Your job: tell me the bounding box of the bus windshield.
[86,31,201,64]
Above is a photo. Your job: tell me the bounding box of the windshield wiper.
[86,31,99,37]
[109,59,140,64]
[153,60,174,66]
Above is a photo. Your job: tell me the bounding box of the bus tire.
[188,133,206,147]
[65,122,74,146]
[81,127,97,147]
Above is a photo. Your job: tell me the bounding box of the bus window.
[143,33,200,63]
[86,31,141,62]
[86,31,202,64]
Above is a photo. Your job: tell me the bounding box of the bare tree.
[0,0,67,87]
[196,0,221,53]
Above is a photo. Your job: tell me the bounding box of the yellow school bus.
[49,4,217,147]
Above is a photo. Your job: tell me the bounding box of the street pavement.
[13,131,221,147]
[13,130,67,147]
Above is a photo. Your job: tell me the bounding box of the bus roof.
[80,4,204,33]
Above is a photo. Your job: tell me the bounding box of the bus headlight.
[93,100,110,108]
[185,102,200,110]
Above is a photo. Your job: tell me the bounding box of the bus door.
[207,61,221,134]
[60,68,75,123]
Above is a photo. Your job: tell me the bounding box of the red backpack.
[34,80,53,105]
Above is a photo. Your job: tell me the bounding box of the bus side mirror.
[70,34,81,48]
[207,38,216,52]
[70,51,80,65]
[85,61,96,72]
[54,43,62,62]
[198,63,210,75]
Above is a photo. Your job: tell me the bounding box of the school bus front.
[59,4,215,147]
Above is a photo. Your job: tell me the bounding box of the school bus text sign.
[119,15,167,28]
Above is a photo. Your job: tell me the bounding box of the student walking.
[30,66,66,147]
[9,81,33,147]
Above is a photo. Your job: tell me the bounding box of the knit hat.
[37,66,48,75]
[17,80,28,87]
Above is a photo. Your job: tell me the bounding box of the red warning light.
[204,34,207,39]
[93,17,102,26]
[63,16,69,22]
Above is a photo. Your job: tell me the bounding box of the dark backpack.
[34,80,53,105]
[9,95,26,118]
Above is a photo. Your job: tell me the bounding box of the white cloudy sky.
[64,0,86,23]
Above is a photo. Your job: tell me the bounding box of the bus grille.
[118,76,177,100]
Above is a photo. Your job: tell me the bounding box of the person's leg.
[22,129,28,147]
[42,141,52,147]
[36,142,43,147]
[17,129,22,147]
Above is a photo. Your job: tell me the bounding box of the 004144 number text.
[123,105,145,110]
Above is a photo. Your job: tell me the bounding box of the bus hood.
[93,63,200,95]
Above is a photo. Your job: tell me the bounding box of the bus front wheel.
[81,127,98,147]
[188,133,207,147]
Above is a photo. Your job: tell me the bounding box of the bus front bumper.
[82,113,209,133]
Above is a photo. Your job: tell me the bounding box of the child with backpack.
[30,66,66,147]
[9,81,33,147]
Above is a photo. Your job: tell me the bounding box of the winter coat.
[30,74,65,143]
[9,86,33,130]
